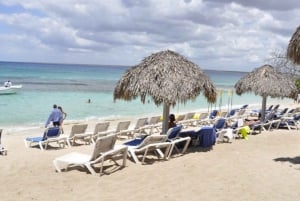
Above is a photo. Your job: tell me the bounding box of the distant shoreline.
[0,60,251,73]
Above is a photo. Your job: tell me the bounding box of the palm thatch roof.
[114,50,216,105]
[114,50,217,133]
[234,64,297,121]
[287,26,300,64]
[235,64,297,98]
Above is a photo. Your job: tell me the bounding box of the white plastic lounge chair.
[127,118,149,138]
[148,116,162,125]
[227,109,246,121]
[67,124,91,146]
[165,125,191,158]
[24,127,66,151]
[237,109,247,118]
[249,111,281,133]
[98,121,131,138]
[220,111,228,118]
[88,122,110,142]
[53,134,128,176]
[142,116,162,134]
[0,129,7,155]
[209,109,219,120]
[124,135,171,164]
[273,104,280,112]
[226,109,237,119]
[134,118,148,130]
[278,115,300,130]
[178,112,196,128]
[116,121,131,132]
[113,121,132,139]
[176,114,186,122]
[240,104,248,110]
[193,112,210,126]
[274,107,289,119]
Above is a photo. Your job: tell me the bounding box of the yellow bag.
[239,126,250,139]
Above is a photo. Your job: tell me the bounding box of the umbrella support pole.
[162,102,170,134]
[261,96,267,122]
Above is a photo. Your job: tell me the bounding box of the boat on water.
[0,85,22,95]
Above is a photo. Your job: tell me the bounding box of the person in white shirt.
[4,80,12,87]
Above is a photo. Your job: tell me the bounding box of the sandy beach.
[1,103,300,201]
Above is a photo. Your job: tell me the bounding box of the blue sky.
[0,0,299,71]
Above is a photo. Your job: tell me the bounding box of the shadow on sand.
[273,156,300,165]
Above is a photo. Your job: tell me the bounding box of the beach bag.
[239,126,250,139]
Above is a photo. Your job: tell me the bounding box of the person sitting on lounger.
[168,114,177,129]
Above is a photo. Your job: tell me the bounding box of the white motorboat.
[0,85,22,95]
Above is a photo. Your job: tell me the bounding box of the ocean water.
[0,61,288,129]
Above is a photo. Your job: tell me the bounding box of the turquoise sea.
[0,61,290,130]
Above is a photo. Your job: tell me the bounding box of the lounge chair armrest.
[92,146,128,164]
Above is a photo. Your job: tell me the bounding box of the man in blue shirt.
[45,104,63,128]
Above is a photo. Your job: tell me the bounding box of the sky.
[0,0,299,71]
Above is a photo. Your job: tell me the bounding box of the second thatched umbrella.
[287,26,300,64]
[114,50,217,134]
[234,64,297,121]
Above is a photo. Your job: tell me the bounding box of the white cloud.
[0,0,299,71]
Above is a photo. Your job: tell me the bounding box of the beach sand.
[1,103,300,201]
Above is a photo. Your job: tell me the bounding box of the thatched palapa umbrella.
[287,26,300,64]
[234,64,297,121]
[114,50,217,134]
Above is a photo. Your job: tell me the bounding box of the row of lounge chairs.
[22,104,300,148]
[21,105,261,151]
[34,105,299,174]
[51,115,233,175]
[24,124,93,150]
[48,105,300,176]
[24,116,164,151]
[53,125,192,175]
[171,104,300,143]
[215,105,300,142]
[9,104,300,176]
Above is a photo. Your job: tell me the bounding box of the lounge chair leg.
[155,149,164,158]
[45,142,49,150]
[141,149,149,164]
[163,145,171,160]
[129,150,141,164]
[24,140,29,148]
[121,147,128,167]
[66,140,71,147]
[53,160,62,172]
[98,158,106,175]
[85,163,97,175]
[167,143,176,159]
[39,142,44,151]
[0,147,7,156]
[181,138,191,154]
